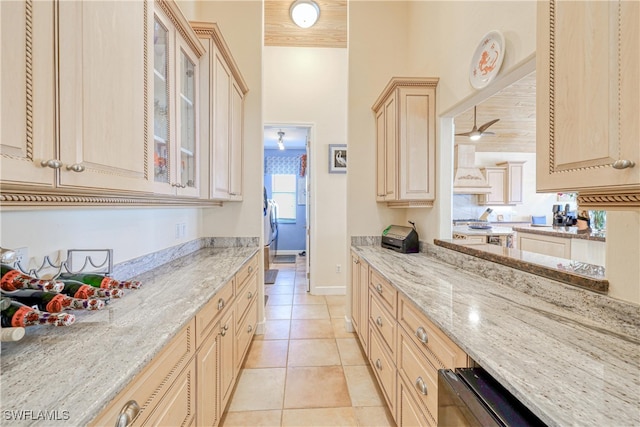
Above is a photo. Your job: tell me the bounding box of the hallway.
[221,256,396,426]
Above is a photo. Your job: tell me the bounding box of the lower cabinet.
[517,232,571,259]
[91,253,259,427]
[353,261,469,425]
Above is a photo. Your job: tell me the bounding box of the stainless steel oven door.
[438,369,501,427]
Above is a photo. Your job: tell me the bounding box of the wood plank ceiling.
[454,71,536,153]
[264,0,347,48]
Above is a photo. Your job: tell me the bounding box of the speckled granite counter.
[352,244,639,427]
[514,225,606,242]
[435,239,608,293]
[0,245,258,426]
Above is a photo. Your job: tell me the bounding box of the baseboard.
[271,249,301,256]
[344,315,354,333]
[255,316,266,335]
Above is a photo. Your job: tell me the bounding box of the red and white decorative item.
[469,30,505,90]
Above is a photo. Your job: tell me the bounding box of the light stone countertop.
[352,245,639,427]
[513,225,606,242]
[452,225,515,236]
[0,246,258,426]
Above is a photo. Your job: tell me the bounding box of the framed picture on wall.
[328,144,347,174]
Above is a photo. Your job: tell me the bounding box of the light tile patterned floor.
[221,256,395,427]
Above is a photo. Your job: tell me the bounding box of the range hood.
[453,144,492,194]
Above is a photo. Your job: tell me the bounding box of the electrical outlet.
[175,223,187,239]
[14,247,28,268]
[336,264,341,273]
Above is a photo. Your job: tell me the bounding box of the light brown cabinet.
[537,0,640,209]
[372,78,439,208]
[91,253,259,427]
[350,255,469,424]
[350,252,370,355]
[192,22,249,202]
[479,161,525,206]
[1,0,153,195]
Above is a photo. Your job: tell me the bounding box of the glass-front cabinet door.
[152,5,200,197]
[177,39,198,195]
[153,16,170,186]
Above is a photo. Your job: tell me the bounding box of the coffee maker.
[552,204,576,226]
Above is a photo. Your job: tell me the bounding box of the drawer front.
[370,269,397,315]
[90,319,195,426]
[142,359,196,427]
[235,298,257,371]
[398,296,467,370]
[368,325,396,416]
[398,377,435,427]
[369,292,396,356]
[235,254,258,294]
[196,279,234,348]
[398,330,439,424]
[235,271,258,327]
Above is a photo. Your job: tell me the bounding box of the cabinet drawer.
[398,296,467,370]
[369,269,397,315]
[368,325,396,417]
[196,280,234,348]
[235,254,258,294]
[142,359,196,427]
[398,376,435,427]
[369,292,396,356]
[398,330,439,424]
[90,319,195,426]
[236,298,257,371]
[235,271,258,327]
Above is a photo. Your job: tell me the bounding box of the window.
[272,174,297,222]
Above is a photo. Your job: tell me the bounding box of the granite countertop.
[452,225,514,236]
[513,225,606,242]
[352,245,639,427]
[0,246,258,426]
[435,239,608,293]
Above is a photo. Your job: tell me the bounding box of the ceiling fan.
[455,106,500,141]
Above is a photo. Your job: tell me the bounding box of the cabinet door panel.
[375,109,386,201]
[143,360,195,427]
[384,96,397,200]
[197,330,219,427]
[58,1,150,193]
[211,50,231,200]
[229,80,244,200]
[0,0,55,188]
[537,0,640,196]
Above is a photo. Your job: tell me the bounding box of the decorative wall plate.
[469,30,505,89]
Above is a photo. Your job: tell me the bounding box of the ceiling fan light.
[290,0,320,28]
[469,132,482,141]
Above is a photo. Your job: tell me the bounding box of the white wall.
[263,46,348,294]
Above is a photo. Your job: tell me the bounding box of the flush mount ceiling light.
[290,0,320,28]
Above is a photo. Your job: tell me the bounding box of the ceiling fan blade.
[455,131,473,137]
[480,131,496,136]
[478,118,500,133]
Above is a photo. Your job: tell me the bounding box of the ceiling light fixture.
[290,0,320,29]
[277,130,285,150]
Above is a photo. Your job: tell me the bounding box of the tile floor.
[221,256,396,427]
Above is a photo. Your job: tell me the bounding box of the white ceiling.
[264,125,309,150]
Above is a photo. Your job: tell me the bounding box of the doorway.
[263,124,311,291]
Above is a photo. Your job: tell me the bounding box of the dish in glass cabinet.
[469,30,505,89]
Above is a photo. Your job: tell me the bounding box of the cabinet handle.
[377,193,385,197]
[612,159,636,170]
[376,316,383,327]
[220,328,227,337]
[229,192,238,196]
[247,324,253,333]
[415,326,428,344]
[248,266,253,274]
[415,377,428,395]
[223,324,229,331]
[66,163,85,173]
[247,291,253,300]
[375,359,382,370]
[115,400,140,427]
[354,259,360,265]
[40,159,62,169]
[171,183,187,188]
[375,284,383,294]
[217,298,225,311]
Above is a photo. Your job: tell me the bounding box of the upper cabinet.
[191,22,249,202]
[1,0,152,195]
[537,0,640,209]
[372,78,438,208]
[152,1,204,198]
[478,161,525,206]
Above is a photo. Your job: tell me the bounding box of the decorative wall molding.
[577,193,640,208]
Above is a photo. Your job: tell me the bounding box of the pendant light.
[277,131,285,150]
[290,0,320,28]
